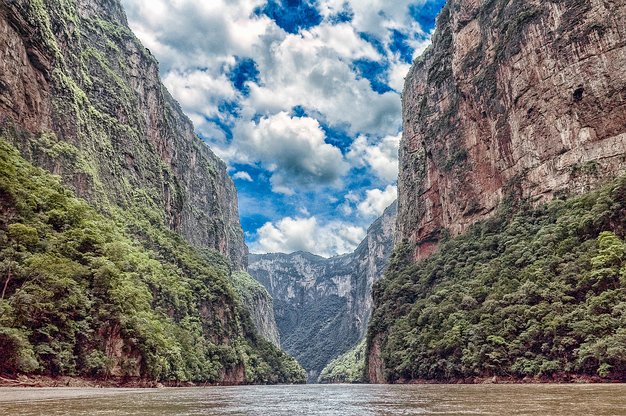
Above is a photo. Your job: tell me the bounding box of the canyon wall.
[367,0,626,383]
[0,0,301,383]
[0,0,247,269]
[398,0,626,260]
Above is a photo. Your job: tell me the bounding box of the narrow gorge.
[248,202,396,382]
[0,0,625,392]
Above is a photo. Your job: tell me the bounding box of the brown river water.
[1,384,626,415]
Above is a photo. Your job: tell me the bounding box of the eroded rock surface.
[398,0,626,260]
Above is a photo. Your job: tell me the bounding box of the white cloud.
[348,133,400,182]
[244,23,401,137]
[122,0,270,72]
[251,216,366,257]
[357,185,398,218]
[233,171,253,181]
[232,112,349,194]
[163,70,237,125]
[318,0,433,40]
[120,0,441,256]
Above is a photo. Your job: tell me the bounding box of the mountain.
[249,202,396,382]
[367,0,626,383]
[0,0,303,384]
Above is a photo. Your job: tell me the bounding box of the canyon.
[249,202,396,382]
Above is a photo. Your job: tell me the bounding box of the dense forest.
[318,339,366,384]
[0,138,305,384]
[368,176,626,382]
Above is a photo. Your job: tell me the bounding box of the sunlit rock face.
[397,0,626,261]
[0,0,247,270]
[249,202,397,382]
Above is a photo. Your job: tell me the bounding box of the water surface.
[1,384,626,415]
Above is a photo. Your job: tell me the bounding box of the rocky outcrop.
[248,202,397,382]
[398,0,626,260]
[0,0,247,269]
[231,272,281,347]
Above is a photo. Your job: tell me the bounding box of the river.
[1,384,626,415]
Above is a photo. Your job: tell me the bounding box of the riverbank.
[0,375,196,388]
[396,374,626,384]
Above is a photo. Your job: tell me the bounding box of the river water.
[1,384,626,415]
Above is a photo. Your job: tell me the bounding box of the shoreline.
[0,374,236,388]
[4,374,626,389]
[394,374,626,385]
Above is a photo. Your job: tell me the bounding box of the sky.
[120,0,446,257]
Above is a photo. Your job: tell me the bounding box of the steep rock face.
[398,0,626,260]
[231,272,281,347]
[0,0,307,384]
[0,0,247,269]
[248,202,397,381]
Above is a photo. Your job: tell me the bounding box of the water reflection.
[1,384,626,415]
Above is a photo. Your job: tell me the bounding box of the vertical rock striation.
[248,202,397,382]
[398,0,626,260]
[0,0,247,269]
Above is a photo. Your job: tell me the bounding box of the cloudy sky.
[120,0,445,257]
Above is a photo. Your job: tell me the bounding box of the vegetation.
[231,271,273,308]
[0,139,305,384]
[368,176,626,382]
[318,339,366,383]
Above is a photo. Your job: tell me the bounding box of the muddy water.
[1,384,626,415]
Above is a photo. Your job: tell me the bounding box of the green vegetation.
[231,271,273,307]
[0,139,305,384]
[319,339,366,383]
[368,176,626,382]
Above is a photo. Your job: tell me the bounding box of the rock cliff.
[398,0,626,260]
[367,0,626,384]
[231,272,281,347]
[0,0,247,269]
[249,202,397,382]
[0,0,303,384]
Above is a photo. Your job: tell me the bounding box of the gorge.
[0,0,625,393]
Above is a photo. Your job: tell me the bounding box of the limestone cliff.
[398,0,626,260]
[0,0,305,384]
[231,272,281,348]
[248,202,397,382]
[367,0,626,384]
[0,0,247,269]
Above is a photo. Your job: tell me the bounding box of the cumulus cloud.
[121,0,444,256]
[233,112,348,194]
[233,171,253,182]
[348,133,400,182]
[357,185,398,217]
[251,216,366,257]
[122,0,269,72]
[244,23,401,137]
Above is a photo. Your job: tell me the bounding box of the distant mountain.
[249,202,396,382]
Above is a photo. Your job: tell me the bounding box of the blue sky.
[122,0,445,256]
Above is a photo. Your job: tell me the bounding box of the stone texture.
[248,201,397,382]
[0,0,247,269]
[398,0,626,260]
